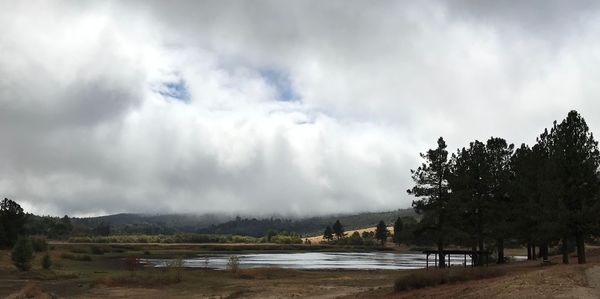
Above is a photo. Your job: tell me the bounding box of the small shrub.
[143,250,151,255]
[124,256,140,275]
[31,236,48,252]
[42,253,52,269]
[12,236,35,271]
[166,256,184,282]
[227,255,240,273]
[90,246,105,255]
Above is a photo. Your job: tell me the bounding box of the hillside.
[200,209,418,237]
[65,209,418,237]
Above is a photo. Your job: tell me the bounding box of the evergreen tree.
[548,111,600,264]
[485,137,514,264]
[323,226,334,241]
[11,236,34,271]
[449,140,490,266]
[42,252,52,270]
[0,198,27,248]
[332,220,345,240]
[408,137,451,268]
[393,217,403,245]
[375,220,388,246]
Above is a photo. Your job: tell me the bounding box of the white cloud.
[1,0,600,216]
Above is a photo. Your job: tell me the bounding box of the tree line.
[408,110,600,267]
[322,217,406,247]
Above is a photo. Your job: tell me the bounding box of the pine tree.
[548,111,600,264]
[11,236,34,271]
[393,217,403,245]
[485,137,514,264]
[375,220,388,246]
[332,220,345,240]
[0,198,27,248]
[323,226,334,241]
[449,140,490,266]
[408,137,452,268]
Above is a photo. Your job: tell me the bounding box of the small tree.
[332,220,345,240]
[323,226,334,241]
[42,252,52,270]
[0,198,27,248]
[11,236,34,271]
[393,217,403,245]
[375,220,388,246]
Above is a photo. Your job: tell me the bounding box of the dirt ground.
[2,244,600,298]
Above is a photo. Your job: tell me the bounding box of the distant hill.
[67,209,418,237]
[71,213,232,235]
[200,209,418,237]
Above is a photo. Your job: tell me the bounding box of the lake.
[141,252,525,270]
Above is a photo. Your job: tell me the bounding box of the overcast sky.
[2,1,600,217]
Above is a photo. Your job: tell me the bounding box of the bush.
[42,253,52,269]
[166,256,185,282]
[60,253,92,261]
[394,267,505,292]
[12,236,34,271]
[31,236,48,252]
[90,246,105,255]
[227,255,240,273]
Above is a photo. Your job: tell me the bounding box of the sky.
[2,1,600,217]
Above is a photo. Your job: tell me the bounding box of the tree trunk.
[532,245,537,260]
[576,232,586,264]
[561,238,569,264]
[471,245,478,266]
[478,239,485,266]
[438,241,446,268]
[527,243,532,260]
[496,238,505,264]
[541,243,549,261]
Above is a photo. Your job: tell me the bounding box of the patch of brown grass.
[93,271,182,287]
[236,267,302,279]
[5,283,56,299]
[394,267,506,292]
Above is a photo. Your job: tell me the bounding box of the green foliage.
[227,255,240,273]
[60,252,92,261]
[347,231,363,245]
[393,217,403,245]
[323,226,334,241]
[42,252,52,270]
[375,220,388,246]
[11,236,34,271]
[332,220,345,240]
[0,198,27,248]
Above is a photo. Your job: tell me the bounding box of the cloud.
[1,0,600,216]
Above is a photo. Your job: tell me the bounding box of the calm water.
[141,252,525,270]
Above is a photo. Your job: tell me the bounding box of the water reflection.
[141,252,524,270]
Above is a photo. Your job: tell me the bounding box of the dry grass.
[236,267,302,280]
[5,283,56,299]
[304,225,395,244]
[394,267,506,292]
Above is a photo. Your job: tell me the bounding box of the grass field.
[1,243,599,298]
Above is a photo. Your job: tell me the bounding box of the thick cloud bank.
[2,1,600,216]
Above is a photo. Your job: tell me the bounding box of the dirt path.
[585,266,600,298]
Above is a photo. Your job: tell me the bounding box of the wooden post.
[464,253,467,268]
[434,253,437,268]
[426,253,429,269]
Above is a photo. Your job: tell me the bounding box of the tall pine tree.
[408,137,451,268]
